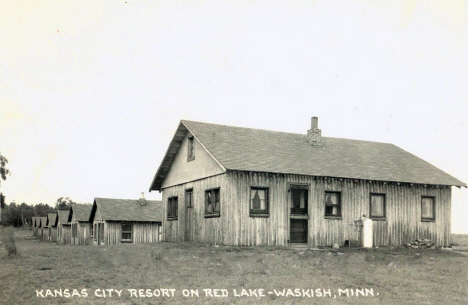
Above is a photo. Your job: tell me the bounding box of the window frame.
[421,196,436,222]
[369,193,386,220]
[185,189,193,208]
[324,191,342,218]
[121,222,133,243]
[205,188,221,218]
[167,196,178,221]
[249,187,269,217]
[290,184,309,215]
[187,136,195,162]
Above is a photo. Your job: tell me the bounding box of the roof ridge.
[181,119,393,145]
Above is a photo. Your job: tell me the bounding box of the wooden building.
[69,204,93,245]
[57,209,71,244]
[39,217,48,241]
[47,213,58,243]
[149,118,466,247]
[89,196,162,245]
[32,217,39,237]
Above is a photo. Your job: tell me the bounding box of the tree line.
[0,197,83,227]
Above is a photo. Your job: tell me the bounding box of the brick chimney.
[307,116,321,146]
[139,192,147,206]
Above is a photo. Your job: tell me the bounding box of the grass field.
[0,230,467,305]
[452,234,468,246]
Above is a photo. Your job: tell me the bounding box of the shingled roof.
[32,217,37,227]
[69,204,93,222]
[47,213,57,227]
[150,120,465,190]
[57,210,70,225]
[39,217,48,228]
[91,198,162,222]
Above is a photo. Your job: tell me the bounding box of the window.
[291,185,308,215]
[325,192,341,217]
[250,187,269,216]
[167,196,178,220]
[421,197,435,221]
[121,223,132,242]
[205,188,220,217]
[370,194,386,219]
[186,189,193,208]
[187,136,195,161]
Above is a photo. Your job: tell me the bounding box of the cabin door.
[289,185,309,244]
[184,189,193,242]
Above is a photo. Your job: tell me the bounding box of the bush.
[0,226,18,257]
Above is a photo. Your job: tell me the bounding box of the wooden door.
[184,190,193,242]
[290,219,307,243]
[289,185,309,244]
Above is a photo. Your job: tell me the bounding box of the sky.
[1,0,467,233]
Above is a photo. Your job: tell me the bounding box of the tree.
[0,152,10,187]
[55,197,75,210]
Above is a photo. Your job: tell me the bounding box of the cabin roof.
[69,204,93,222]
[150,120,466,190]
[32,217,37,227]
[47,213,57,227]
[91,198,163,222]
[40,217,48,228]
[57,210,70,225]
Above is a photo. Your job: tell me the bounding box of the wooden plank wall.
[42,228,49,242]
[61,226,71,244]
[77,222,91,245]
[163,174,229,245]
[102,221,161,245]
[50,227,57,243]
[162,171,452,246]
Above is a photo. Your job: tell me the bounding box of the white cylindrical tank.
[361,215,373,248]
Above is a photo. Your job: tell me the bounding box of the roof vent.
[139,192,147,206]
[307,116,321,146]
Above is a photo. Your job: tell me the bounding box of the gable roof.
[57,210,70,225]
[32,217,37,227]
[69,204,93,222]
[150,120,465,190]
[39,217,48,228]
[91,198,162,222]
[47,213,57,227]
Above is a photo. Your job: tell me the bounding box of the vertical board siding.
[100,221,161,245]
[50,227,58,243]
[162,172,453,247]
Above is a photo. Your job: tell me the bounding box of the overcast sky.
[1,1,467,232]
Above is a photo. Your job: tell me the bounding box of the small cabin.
[57,210,71,244]
[69,204,93,245]
[89,196,162,245]
[40,217,48,241]
[47,213,58,243]
[32,217,38,237]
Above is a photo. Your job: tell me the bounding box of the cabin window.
[250,187,269,216]
[325,191,341,217]
[290,185,308,215]
[121,223,132,242]
[187,136,195,161]
[186,189,193,208]
[370,194,386,219]
[421,196,435,221]
[167,196,178,220]
[205,188,220,217]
